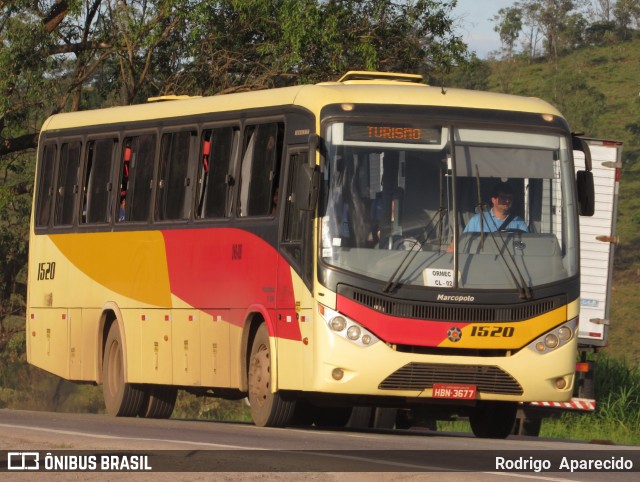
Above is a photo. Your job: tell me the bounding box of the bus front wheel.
[247,323,295,427]
[102,322,145,416]
[469,401,517,439]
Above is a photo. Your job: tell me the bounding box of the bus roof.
[41,73,564,132]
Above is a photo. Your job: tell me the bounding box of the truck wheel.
[247,323,295,427]
[470,401,517,439]
[102,322,144,416]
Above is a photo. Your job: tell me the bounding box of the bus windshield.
[320,121,579,291]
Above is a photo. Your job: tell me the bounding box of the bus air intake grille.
[378,362,523,395]
[341,286,563,322]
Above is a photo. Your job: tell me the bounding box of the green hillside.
[484,39,640,363]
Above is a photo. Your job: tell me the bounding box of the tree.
[613,0,640,36]
[443,53,491,90]
[162,0,467,96]
[1,1,468,155]
[0,0,469,336]
[518,0,589,60]
[493,5,523,60]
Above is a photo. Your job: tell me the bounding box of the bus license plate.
[432,383,477,399]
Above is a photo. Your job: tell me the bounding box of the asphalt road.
[0,409,638,481]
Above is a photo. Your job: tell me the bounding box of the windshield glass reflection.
[320,122,578,291]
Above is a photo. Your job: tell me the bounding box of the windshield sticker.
[423,268,455,288]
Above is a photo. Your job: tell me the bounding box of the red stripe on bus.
[162,228,301,341]
[336,295,466,347]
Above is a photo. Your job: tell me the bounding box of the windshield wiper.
[472,167,532,300]
[484,228,533,300]
[382,207,447,293]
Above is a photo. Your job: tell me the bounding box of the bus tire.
[314,406,352,427]
[139,385,178,419]
[102,322,145,417]
[291,400,316,426]
[469,401,517,439]
[247,323,295,427]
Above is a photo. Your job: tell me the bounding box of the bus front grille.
[379,362,523,395]
[340,285,565,323]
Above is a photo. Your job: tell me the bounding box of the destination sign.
[344,123,441,145]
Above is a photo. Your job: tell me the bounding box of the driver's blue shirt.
[464,210,529,233]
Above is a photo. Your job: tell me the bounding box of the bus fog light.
[347,326,361,340]
[558,326,572,341]
[330,316,347,331]
[332,368,344,380]
[555,377,567,389]
[545,334,559,349]
[362,334,372,345]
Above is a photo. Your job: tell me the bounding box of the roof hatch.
[337,71,424,84]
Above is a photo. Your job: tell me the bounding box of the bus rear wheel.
[139,385,178,419]
[102,322,145,416]
[469,401,517,439]
[247,323,295,427]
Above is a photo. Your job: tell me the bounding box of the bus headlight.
[557,326,572,341]
[530,318,576,354]
[330,316,347,332]
[347,326,361,340]
[319,304,380,347]
[544,334,559,349]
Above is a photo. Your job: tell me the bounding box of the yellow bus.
[27,71,594,438]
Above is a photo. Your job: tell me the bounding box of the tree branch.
[43,0,70,33]
[0,132,39,156]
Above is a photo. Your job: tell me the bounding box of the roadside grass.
[541,355,640,445]
[172,393,252,422]
[437,354,640,444]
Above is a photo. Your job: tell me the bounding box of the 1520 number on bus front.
[470,325,514,337]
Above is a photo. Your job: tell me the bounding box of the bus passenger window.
[156,130,194,221]
[196,126,238,219]
[238,122,283,217]
[35,144,57,228]
[118,134,156,223]
[81,138,115,224]
[54,141,82,226]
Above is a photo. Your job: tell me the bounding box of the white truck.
[514,137,623,435]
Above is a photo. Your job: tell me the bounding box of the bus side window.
[196,126,238,219]
[54,140,82,226]
[35,144,57,228]
[238,122,283,217]
[81,138,115,224]
[118,134,156,223]
[156,130,194,221]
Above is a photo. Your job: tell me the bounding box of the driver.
[464,182,529,233]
